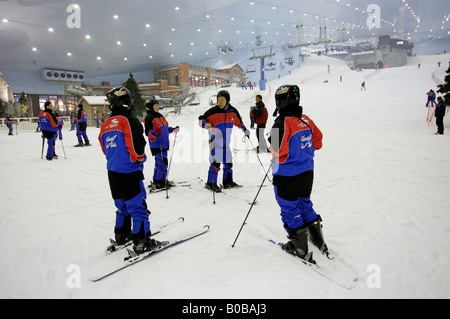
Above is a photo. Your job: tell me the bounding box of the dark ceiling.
[0,0,449,77]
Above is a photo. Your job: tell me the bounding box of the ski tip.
[268,239,276,245]
[179,217,185,222]
[204,225,210,230]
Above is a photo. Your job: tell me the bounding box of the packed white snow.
[1,54,449,299]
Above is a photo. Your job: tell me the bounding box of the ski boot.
[222,180,241,189]
[133,238,165,255]
[84,141,92,146]
[74,141,83,147]
[205,183,222,193]
[281,227,316,264]
[306,215,331,258]
[222,174,241,189]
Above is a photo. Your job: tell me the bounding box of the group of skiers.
[99,85,329,263]
[426,89,446,135]
[38,101,91,160]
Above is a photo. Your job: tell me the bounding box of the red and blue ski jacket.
[198,104,247,148]
[144,111,174,156]
[38,109,59,132]
[270,111,322,177]
[99,109,147,174]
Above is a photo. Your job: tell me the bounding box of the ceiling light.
[32,47,37,51]
[175,6,180,11]
[85,34,91,39]
[2,18,7,23]
[48,27,54,32]
[149,56,153,59]
[97,56,101,60]
[113,15,118,19]
[67,52,72,56]
[146,24,150,28]
[116,41,121,45]
[124,57,128,60]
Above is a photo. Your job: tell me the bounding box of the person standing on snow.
[75,104,91,147]
[435,96,446,135]
[144,98,179,189]
[5,115,13,135]
[199,90,250,192]
[39,101,60,160]
[99,86,163,255]
[55,113,64,140]
[269,84,328,264]
[250,94,269,153]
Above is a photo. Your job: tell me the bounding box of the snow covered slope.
[1,54,449,299]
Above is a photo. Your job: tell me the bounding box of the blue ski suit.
[270,105,323,231]
[199,104,247,184]
[99,107,150,243]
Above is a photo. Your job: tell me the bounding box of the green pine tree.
[437,62,450,105]
[18,91,28,114]
[123,72,145,117]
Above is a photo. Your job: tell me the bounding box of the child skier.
[269,84,328,263]
[99,86,162,255]
[199,90,250,192]
[144,98,179,189]
[39,101,60,160]
[75,104,91,147]
[55,113,64,140]
[426,89,436,107]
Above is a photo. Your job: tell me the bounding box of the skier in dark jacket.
[199,90,250,192]
[435,96,446,135]
[250,94,269,153]
[99,86,162,255]
[269,84,328,264]
[144,99,179,189]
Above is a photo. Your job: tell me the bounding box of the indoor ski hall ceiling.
[0,0,449,77]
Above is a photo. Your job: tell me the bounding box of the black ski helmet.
[106,86,132,109]
[145,98,158,111]
[275,84,300,112]
[217,90,230,104]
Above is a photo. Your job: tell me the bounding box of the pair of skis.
[271,240,359,290]
[90,217,210,282]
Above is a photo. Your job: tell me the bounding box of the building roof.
[80,96,109,106]
[216,63,244,72]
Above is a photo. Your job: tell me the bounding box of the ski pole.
[231,162,273,248]
[165,132,178,199]
[41,135,45,159]
[157,135,170,199]
[207,166,216,204]
[246,136,272,183]
[60,138,67,159]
